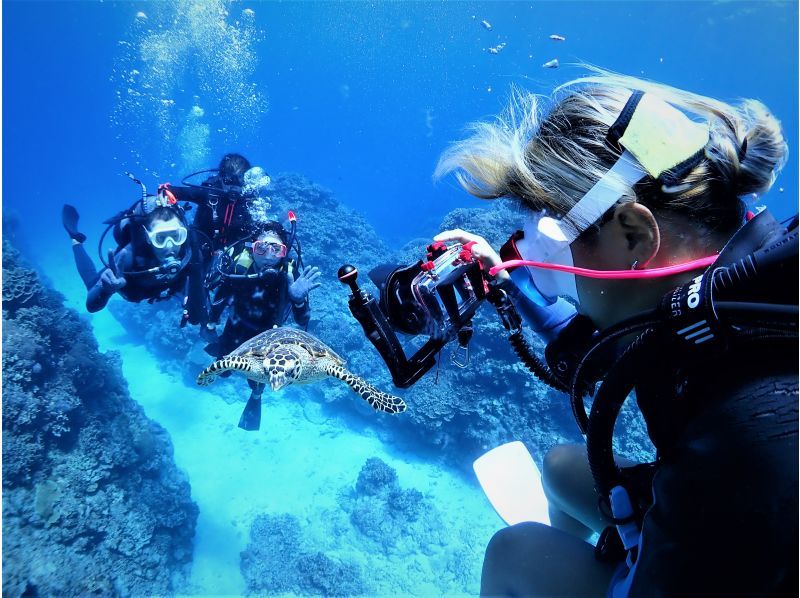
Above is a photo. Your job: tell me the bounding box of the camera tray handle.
[338,265,445,388]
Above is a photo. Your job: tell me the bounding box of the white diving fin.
[473,441,551,526]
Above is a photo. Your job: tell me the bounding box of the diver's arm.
[207,283,233,324]
[85,249,130,312]
[86,276,113,313]
[182,252,209,327]
[288,267,312,329]
[164,185,211,206]
[200,284,232,340]
[502,276,577,343]
[291,298,311,329]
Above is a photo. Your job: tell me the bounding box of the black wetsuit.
[74,242,195,314]
[205,264,311,358]
[169,176,255,251]
[117,251,188,302]
[619,341,798,597]
[610,211,799,596]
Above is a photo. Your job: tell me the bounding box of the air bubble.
[111,0,268,174]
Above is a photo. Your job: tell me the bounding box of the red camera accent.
[459,241,478,262]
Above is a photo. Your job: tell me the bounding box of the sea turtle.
[197,327,407,426]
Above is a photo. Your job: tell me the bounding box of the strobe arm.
[338,265,442,388]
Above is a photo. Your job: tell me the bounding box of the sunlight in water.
[110,1,268,178]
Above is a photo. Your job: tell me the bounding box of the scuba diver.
[431,72,797,596]
[202,219,321,431]
[62,189,201,316]
[161,153,272,251]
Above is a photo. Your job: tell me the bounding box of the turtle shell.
[229,327,344,364]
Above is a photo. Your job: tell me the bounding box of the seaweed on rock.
[2,240,199,597]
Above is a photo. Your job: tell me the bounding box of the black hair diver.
[61,172,203,320]
[201,215,321,432]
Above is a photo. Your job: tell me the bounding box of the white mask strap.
[560,151,647,242]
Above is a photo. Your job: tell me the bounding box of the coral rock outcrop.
[2,240,198,597]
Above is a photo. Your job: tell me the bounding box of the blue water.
[5,1,797,245]
[4,1,798,596]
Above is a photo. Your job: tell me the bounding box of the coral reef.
[354,456,398,496]
[2,264,40,305]
[2,240,198,597]
[343,458,438,551]
[240,513,365,597]
[241,457,485,596]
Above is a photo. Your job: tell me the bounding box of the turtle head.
[264,348,302,391]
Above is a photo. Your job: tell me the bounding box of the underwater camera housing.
[338,242,489,387]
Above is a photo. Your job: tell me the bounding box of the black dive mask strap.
[606,90,645,152]
[605,89,706,187]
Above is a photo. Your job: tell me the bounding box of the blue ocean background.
[3,1,797,596]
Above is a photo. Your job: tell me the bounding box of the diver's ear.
[611,202,660,267]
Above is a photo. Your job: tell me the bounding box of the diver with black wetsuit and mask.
[202,220,321,431]
[432,73,798,597]
[161,153,271,252]
[62,197,201,317]
[340,71,797,597]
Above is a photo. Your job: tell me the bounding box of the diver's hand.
[433,229,509,280]
[99,269,127,293]
[100,249,127,293]
[289,266,322,304]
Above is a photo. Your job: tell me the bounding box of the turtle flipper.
[324,364,406,414]
[197,356,254,386]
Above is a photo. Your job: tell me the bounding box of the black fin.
[62,204,87,243]
[203,342,221,357]
[238,396,262,431]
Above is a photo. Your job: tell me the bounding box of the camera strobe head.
[338,264,360,293]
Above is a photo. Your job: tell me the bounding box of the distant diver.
[161,153,271,252]
[62,187,202,318]
[200,219,321,430]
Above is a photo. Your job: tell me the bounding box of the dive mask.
[492,91,718,306]
[147,222,188,249]
[250,240,287,258]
